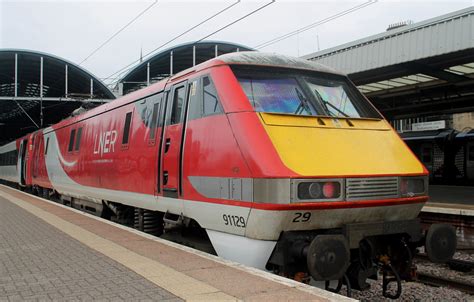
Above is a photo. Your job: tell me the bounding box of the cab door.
[18,139,28,185]
[161,81,188,197]
[467,142,474,181]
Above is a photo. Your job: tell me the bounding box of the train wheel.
[37,187,43,197]
[426,224,457,263]
[42,188,50,199]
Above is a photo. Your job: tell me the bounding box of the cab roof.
[215,51,340,75]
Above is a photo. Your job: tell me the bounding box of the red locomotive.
[0,52,456,297]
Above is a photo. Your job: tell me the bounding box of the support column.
[65,64,68,98]
[40,57,43,98]
[147,62,150,86]
[170,51,174,76]
[90,78,93,98]
[215,44,218,57]
[40,57,43,127]
[14,53,18,97]
[193,45,196,66]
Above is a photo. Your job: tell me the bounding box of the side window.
[170,86,185,125]
[149,93,163,140]
[74,127,83,151]
[202,76,222,116]
[122,112,132,145]
[468,144,474,162]
[68,129,76,152]
[45,137,49,155]
[187,79,201,120]
[421,146,432,163]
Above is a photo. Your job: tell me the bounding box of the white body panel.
[0,141,18,182]
[206,229,277,270]
[245,202,425,240]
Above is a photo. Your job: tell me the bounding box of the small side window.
[170,86,185,125]
[468,145,474,162]
[149,102,160,139]
[45,137,49,155]
[421,147,432,163]
[202,76,222,116]
[187,79,201,120]
[68,129,76,152]
[122,112,132,145]
[75,127,83,151]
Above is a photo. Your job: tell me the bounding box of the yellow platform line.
[0,190,237,301]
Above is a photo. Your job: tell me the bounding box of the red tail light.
[323,182,337,198]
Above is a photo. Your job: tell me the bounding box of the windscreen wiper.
[294,87,312,115]
[323,100,350,117]
[313,89,349,117]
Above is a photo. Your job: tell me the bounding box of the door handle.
[165,138,171,153]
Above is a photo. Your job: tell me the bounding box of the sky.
[1,0,473,85]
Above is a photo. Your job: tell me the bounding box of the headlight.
[400,177,427,197]
[297,181,342,200]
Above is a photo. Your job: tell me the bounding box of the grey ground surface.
[429,185,474,205]
[0,196,182,302]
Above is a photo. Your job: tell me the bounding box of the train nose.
[306,235,350,281]
[425,223,457,263]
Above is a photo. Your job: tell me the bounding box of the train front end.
[212,52,457,296]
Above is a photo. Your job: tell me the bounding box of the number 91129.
[223,214,246,228]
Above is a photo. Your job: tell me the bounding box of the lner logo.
[93,130,118,157]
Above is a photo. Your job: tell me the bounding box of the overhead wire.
[193,0,275,44]
[104,0,241,83]
[79,0,159,66]
[254,0,377,50]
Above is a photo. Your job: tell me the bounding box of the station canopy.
[302,7,474,128]
[0,49,115,144]
[117,41,252,95]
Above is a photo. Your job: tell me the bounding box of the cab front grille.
[345,177,399,201]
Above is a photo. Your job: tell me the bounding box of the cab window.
[202,76,222,116]
[170,86,185,125]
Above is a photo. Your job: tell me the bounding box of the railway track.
[414,253,474,296]
[416,272,474,295]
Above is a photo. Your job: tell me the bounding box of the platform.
[428,185,474,205]
[0,185,347,301]
[422,202,474,217]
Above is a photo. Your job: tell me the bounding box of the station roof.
[0,49,115,144]
[117,41,252,95]
[303,7,474,121]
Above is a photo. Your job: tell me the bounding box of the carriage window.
[68,129,76,152]
[187,80,201,120]
[149,102,160,139]
[45,137,49,155]
[469,145,474,161]
[0,149,17,166]
[122,112,132,145]
[170,86,185,125]
[421,147,432,163]
[74,127,83,151]
[202,76,222,116]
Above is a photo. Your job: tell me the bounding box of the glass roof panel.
[390,78,418,85]
[445,69,464,75]
[377,80,406,87]
[449,65,474,74]
[357,85,382,92]
[403,74,432,82]
[364,82,393,89]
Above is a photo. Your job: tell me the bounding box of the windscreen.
[234,67,381,119]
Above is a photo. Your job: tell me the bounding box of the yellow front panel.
[259,113,425,176]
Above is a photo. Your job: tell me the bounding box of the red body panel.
[6,57,425,215]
